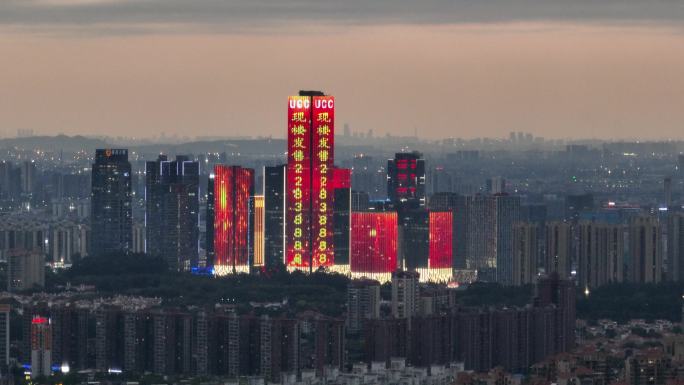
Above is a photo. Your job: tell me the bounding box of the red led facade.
[351,212,398,273]
[429,211,453,269]
[286,94,335,269]
[333,168,351,189]
[311,96,335,268]
[286,96,312,268]
[214,165,254,271]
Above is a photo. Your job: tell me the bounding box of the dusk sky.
[1,0,683,140]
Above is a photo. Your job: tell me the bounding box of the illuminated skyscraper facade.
[350,212,398,282]
[286,91,335,271]
[213,165,254,275]
[253,195,265,267]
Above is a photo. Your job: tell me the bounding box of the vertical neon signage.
[286,96,312,268]
[312,96,335,268]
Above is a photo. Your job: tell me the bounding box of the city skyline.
[1,2,684,140]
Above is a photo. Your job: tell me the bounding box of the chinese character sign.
[312,96,335,268]
[286,96,312,268]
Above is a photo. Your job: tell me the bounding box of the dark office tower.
[351,191,370,211]
[91,149,132,255]
[263,165,286,269]
[628,215,662,284]
[668,212,684,282]
[213,165,255,275]
[206,174,215,268]
[495,194,521,285]
[387,151,426,209]
[429,192,467,269]
[145,155,200,271]
[544,221,572,279]
[565,193,594,221]
[464,195,497,278]
[333,168,351,269]
[398,209,430,271]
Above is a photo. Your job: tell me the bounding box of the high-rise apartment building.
[145,155,200,271]
[669,212,684,282]
[7,249,45,291]
[544,221,572,279]
[0,305,9,368]
[387,151,426,209]
[346,279,381,333]
[213,165,254,275]
[286,92,335,270]
[628,215,662,283]
[495,194,521,285]
[91,149,132,255]
[391,270,419,320]
[263,165,286,269]
[512,222,538,286]
[577,221,625,289]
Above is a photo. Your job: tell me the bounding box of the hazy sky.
[1,0,683,140]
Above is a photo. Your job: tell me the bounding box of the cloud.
[0,0,683,34]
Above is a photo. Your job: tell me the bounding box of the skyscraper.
[145,155,200,271]
[628,215,662,283]
[346,279,381,333]
[286,91,335,270]
[333,168,351,271]
[544,221,572,279]
[253,195,265,267]
[387,151,426,209]
[30,316,52,378]
[213,165,254,275]
[512,222,538,286]
[91,149,132,255]
[7,249,45,291]
[668,212,684,282]
[206,173,215,268]
[264,165,286,269]
[350,212,398,282]
[391,270,419,320]
[578,221,625,289]
[495,194,521,285]
[0,305,9,369]
[429,192,467,269]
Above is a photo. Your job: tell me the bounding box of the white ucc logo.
[289,99,310,108]
[314,99,334,109]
